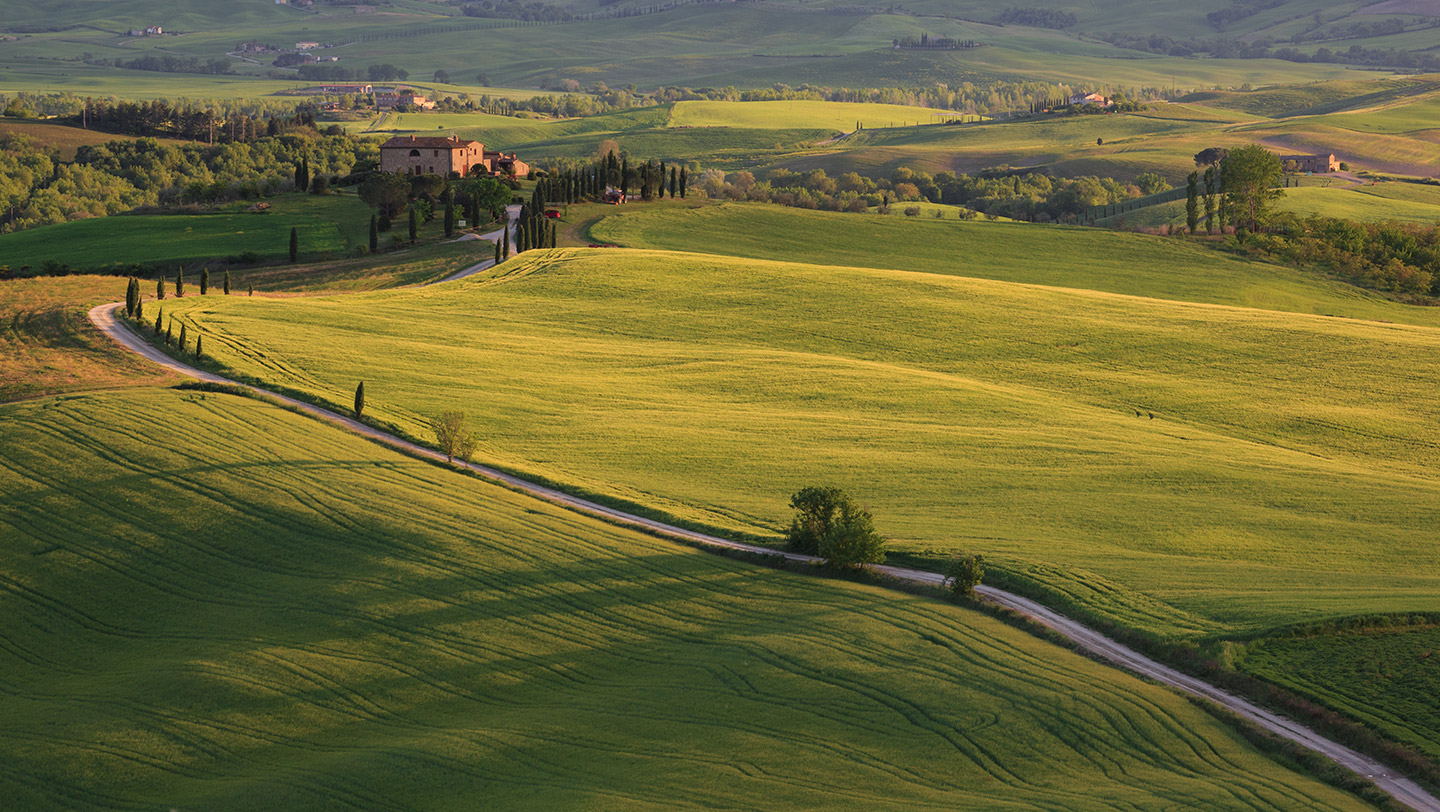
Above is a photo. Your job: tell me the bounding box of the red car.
[543,209,561,219]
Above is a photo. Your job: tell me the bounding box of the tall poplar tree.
[175,268,184,298]
[200,267,210,295]
[223,269,231,295]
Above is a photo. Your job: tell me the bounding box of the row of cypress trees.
[130,268,231,311]
[143,306,204,363]
[1183,165,1225,235]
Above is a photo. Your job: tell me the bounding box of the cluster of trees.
[694,165,1166,222]
[1174,145,1438,299]
[997,7,1077,28]
[1,130,374,234]
[64,97,329,142]
[123,268,237,359]
[1100,30,1440,71]
[1206,0,1285,30]
[456,0,577,22]
[358,171,514,248]
[1236,215,1440,297]
[892,34,980,49]
[285,62,411,82]
[112,55,233,75]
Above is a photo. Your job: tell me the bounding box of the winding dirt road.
[88,301,1440,812]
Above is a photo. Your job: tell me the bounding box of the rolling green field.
[0,386,1375,810]
[1241,627,1440,761]
[669,100,964,131]
[0,194,374,271]
[587,202,1440,323]
[151,244,1440,641]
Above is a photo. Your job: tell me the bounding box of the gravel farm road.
[89,300,1440,812]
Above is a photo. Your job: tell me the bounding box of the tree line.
[1,129,375,236]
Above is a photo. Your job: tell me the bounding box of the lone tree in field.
[289,227,299,262]
[943,554,985,598]
[409,207,418,244]
[369,214,379,253]
[430,411,478,463]
[223,269,231,295]
[354,381,365,418]
[785,486,886,569]
[1185,171,1200,235]
[200,267,209,295]
[1220,144,1282,233]
[175,268,185,298]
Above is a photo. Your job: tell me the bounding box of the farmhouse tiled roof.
[379,135,478,149]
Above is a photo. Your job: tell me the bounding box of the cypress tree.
[289,226,299,262]
[354,381,365,418]
[679,167,687,199]
[125,277,138,316]
[302,156,311,191]
[165,321,173,345]
[659,162,667,197]
[178,323,187,352]
[175,268,184,298]
[1185,171,1200,235]
[369,214,379,253]
[408,208,418,243]
[1203,166,1217,234]
[196,334,203,362]
[494,238,502,264]
[155,309,163,336]
[223,269,231,295]
[200,267,209,295]
[444,201,456,237]
[620,157,630,197]
[294,160,305,190]
[135,299,144,322]
[503,223,510,258]
[670,167,678,199]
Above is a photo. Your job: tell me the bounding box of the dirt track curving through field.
[88,300,1440,812]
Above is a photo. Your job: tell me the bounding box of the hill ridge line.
[87,300,1440,812]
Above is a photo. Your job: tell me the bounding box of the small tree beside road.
[785,486,886,569]
[430,411,478,463]
[354,381,365,419]
[943,554,985,598]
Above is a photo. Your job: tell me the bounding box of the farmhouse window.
[409,149,420,157]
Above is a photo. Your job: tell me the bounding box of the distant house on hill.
[1280,153,1340,173]
[295,41,321,50]
[1068,92,1112,107]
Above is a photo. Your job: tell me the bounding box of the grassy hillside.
[152,247,1440,639]
[0,276,175,402]
[1241,627,1440,761]
[0,386,1375,809]
[587,202,1440,324]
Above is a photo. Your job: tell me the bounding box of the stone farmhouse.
[1069,91,1113,107]
[379,135,530,178]
[1280,153,1341,173]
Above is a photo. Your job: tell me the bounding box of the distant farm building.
[380,135,529,177]
[129,25,164,36]
[295,41,321,50]
[1068,92,1112,107]
[1280,153,1341,173]
[377,91,436,110]
[486,150,530,178]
